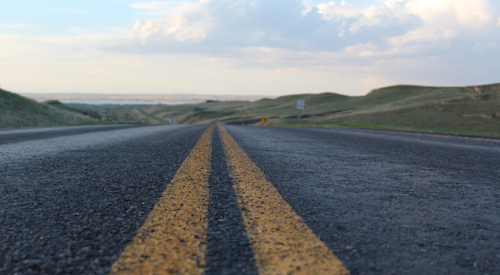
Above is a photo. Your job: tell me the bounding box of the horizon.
[20,91,268,103]
[19,80,500,99]
[1,0,500,96]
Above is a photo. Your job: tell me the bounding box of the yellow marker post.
[110,126,213,275]
[218,125,349,275]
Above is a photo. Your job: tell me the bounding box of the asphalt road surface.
[1,124,499,274]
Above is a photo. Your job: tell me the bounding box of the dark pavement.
[1,124,499,274]
[225,126,500,275]
[0,125,206,274]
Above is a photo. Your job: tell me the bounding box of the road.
[1,124,499,274]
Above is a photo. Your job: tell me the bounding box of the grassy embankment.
[4,83,498,136]
[107,83,500,136]
[0,88,104,128]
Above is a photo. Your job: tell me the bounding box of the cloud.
[0,24,40,30]
[116,0,500,58]
[389,0,499,51]
[121,0,411,54]
[105,0,500,92]
[121,0,323,52]
[4,0,498,96]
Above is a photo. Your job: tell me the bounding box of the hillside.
[326,84,500,135]
[106,83,500,136]
[0,89,103,128]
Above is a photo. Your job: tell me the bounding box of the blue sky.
[0,1,136,34]
[0,0,369,34]
[1,0,499,96]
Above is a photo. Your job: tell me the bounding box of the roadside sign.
[296,100,305,110]
[170,119,176,125]
[261,117,269,124]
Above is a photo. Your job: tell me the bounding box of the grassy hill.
[106,83,500,136]
[5,82,496,135]
[324,84,500,135]
[0,88,103,128]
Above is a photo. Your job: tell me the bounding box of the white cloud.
[114,0,500,64]
[0,24,40,30]
[407,0,494,30]
[385,0,500,58]
[118,0,327,52]
[317,1,359,20]
[3,0,500,96]
[114,1,461,52]
[102,0,500,92]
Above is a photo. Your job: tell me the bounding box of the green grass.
[315,93,500,136]
[106,82,500,137]
[0,88,105,128]
[17,82,496,137]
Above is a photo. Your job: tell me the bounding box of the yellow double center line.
[218,125,348,275]
[110,125,349,275]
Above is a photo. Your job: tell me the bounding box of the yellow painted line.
[218,125,349,275]
[110,126,213,275]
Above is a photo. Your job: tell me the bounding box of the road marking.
[218,125,349,275]
[110,126,213,275]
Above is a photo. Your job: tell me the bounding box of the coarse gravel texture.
[2,124,500,275]
[205,129,258,275]
[0,125,143,145]
[225,125,500,275]
[0,125,207,274]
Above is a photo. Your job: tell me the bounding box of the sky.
[0,0,499,96]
